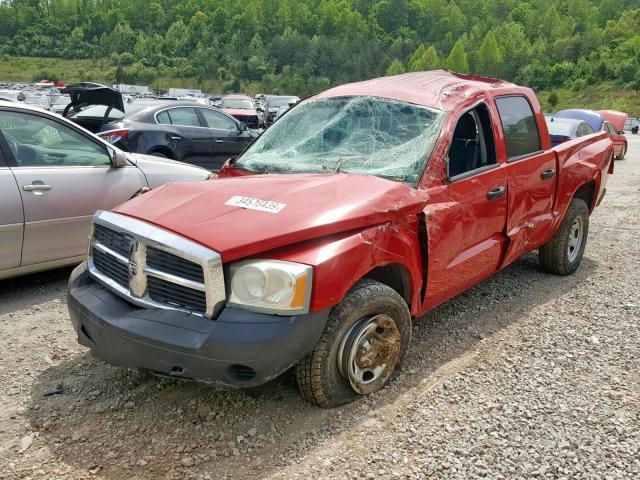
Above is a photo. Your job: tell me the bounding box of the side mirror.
[109,148,128,168]
[238,122,248,132]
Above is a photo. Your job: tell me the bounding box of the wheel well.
[147,146,176,159]
[363,263,412,306]
[573,180,596,212]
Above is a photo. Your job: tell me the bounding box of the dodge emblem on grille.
[128,261,138,276]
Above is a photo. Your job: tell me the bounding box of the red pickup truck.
[68,71,613,408]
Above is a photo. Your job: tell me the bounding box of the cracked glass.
[235,96,445,186]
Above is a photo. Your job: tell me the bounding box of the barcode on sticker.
[225,195,286,213]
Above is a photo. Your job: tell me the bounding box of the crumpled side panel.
[270,216,423,315]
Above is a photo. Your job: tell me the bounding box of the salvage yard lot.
[1,138,639,479]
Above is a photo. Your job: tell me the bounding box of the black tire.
[539,198,589,275]
[295,279,411,408]
[618,144,627,160]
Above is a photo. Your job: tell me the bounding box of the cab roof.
[314,70,519,110]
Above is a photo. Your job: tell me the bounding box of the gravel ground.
[1,137,638,480]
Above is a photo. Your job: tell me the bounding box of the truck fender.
[271,217,424,316]
[550,136,611,235]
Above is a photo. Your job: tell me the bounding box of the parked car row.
[545,108,628,159]
[0,100,210,280]
[49,83,259,172]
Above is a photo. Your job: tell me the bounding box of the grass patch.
[0,56,224,92]
[0,56,115,84]
[540,82,640,117]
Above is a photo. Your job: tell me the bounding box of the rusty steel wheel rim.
[568,216,584,263]
[337,314,402,395]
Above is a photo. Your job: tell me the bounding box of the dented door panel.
[501,150,557,266]
[422,165,508,311]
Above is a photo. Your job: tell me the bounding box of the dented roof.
[314,70,517,110]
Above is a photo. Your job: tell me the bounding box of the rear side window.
[157,108,201,127]
[579,123,594,136]
[495,96,541,159]
[156,110,171,124]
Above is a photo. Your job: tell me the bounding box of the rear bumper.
[67,264,329,387]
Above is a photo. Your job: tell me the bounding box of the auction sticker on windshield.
[225,196,286,213]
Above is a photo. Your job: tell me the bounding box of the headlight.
[227,260,312,315]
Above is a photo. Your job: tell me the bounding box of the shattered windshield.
[235,96,444,186]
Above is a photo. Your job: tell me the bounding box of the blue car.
[554,109,603,133]
[545,115,595,147]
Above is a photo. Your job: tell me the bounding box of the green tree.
[446,39,469,73]
[409,45,440,71]
[408,44,426,71]
[370,0,409,33]
[386,59,405,76]
[548,92,558,108]
[164,21,190,58]
[477,32,502,77]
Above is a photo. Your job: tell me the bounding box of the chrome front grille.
[146,246,205,283]
[147,276,207,312]
[93,224,132,257]
[92,248,129,288]
[87,210,225,318]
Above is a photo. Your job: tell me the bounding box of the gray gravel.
[0,137,638,480]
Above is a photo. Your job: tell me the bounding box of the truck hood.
[113,173,428,262]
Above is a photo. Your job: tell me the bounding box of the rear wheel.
[539,198,589,275]
[617,143,627,160]
[295,279,411,408]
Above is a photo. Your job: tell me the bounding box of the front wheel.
[539,198,589,275]
[295,279,411,408]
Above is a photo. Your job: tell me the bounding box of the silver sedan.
[0,101,211,280]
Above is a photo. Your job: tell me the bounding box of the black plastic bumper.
[67,264,329,387]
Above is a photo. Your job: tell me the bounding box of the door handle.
[486,186,506,200]
[23,183,52,192]
[540,169,556,180]
[215,139,223,143]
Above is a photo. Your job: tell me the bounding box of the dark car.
[545,116,595,147]
[265,95,300,126]
[96,102,259,171]
[221,95,264,129]
[61,82,126,132]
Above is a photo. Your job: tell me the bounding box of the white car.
[0,101,211,280]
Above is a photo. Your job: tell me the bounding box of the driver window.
[448,104,497,178]
[0,111,110,167]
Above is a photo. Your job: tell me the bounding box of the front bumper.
[67,264,329,387]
